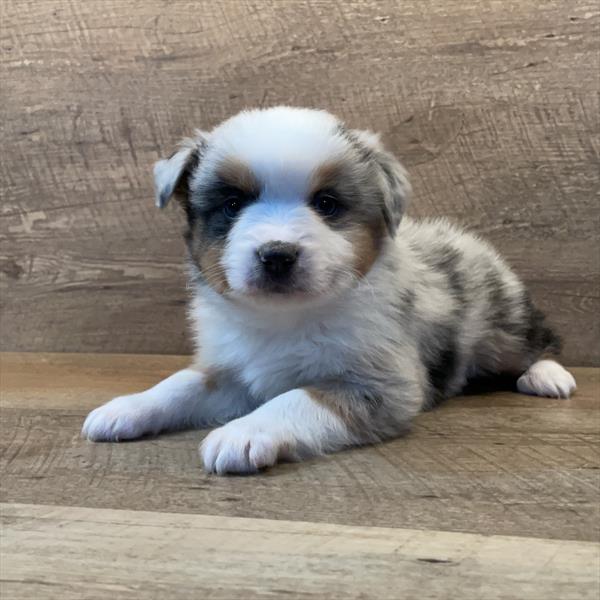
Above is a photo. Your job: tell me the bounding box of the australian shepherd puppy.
[83,107,576,474]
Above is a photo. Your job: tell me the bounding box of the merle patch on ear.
[375,151,411,236]
[153,131,208,209]
[349,129,411,236]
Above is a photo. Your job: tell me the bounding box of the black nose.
[257,241,299,278]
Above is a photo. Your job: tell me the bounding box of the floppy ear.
[375,150,411,236]
[351,129,411,237]
[153,131,208,208]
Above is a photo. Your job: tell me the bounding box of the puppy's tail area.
[520,293,562,358]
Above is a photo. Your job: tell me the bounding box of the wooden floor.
[1,353,599,599]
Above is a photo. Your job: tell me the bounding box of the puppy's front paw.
[201,419,287,475]
[82,394,161,441]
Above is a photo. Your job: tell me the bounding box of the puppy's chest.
[201,316,359,398]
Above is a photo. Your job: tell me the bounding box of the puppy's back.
[393,217,559,398]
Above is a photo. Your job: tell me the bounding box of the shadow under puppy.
[83,107,576,474]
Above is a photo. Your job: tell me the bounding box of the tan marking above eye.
[215,158,260,195]
[310,160,345,195]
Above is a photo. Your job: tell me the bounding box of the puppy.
[82,106,576,474]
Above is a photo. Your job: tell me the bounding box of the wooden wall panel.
[1,1,598,364]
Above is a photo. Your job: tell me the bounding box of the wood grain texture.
[2,503,599,600]
[1,1,599,363]
[1,352,599,543]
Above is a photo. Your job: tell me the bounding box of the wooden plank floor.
[1,352,599,598]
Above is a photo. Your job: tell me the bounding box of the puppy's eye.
[311,190,340,218]
[223,196,244,219]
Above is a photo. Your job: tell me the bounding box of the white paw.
[82,394,162,441]
[201,418,287,475]
[517,360,576,399]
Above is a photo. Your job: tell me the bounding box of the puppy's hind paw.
[517,360,576,399]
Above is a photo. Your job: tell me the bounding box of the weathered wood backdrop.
[1,1,598,364]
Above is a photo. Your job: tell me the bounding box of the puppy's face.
[154,107,410,305]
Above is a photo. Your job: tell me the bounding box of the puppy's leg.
[201,382,422,475]
[82,369,253,441]
[479,280,576,399]
[516,359,576,399]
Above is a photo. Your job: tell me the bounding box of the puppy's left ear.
[153,131,209,208]
[375,150,411,237]
[352,130,411,237]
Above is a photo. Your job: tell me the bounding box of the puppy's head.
[154,107,410,305]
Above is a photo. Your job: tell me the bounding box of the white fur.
[191,237,422,405]
[193,107,347,197]
[82,368,256,441]
[201,389,351,474]
[222,200,355,298]
[82,369,204,440]
[517,360,576,399]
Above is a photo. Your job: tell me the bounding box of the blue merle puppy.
[83,107,576,474]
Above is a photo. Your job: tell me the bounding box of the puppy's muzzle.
[257,241,300,280]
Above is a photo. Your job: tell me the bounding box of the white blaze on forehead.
[200,107,349,197]
[231,200,314,243]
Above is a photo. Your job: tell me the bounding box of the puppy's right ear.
[153,131,208,208]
